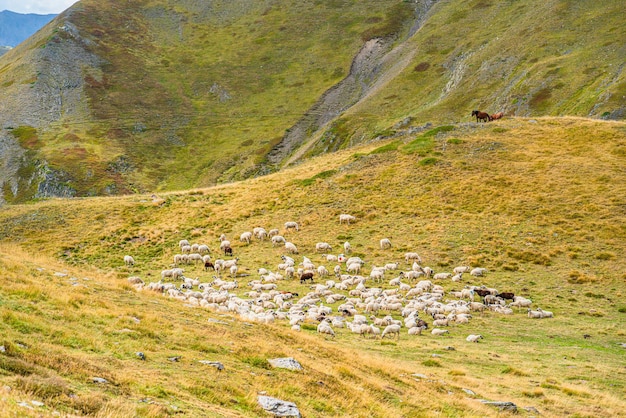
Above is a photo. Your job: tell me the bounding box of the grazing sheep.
[408,326,425,336]
[197,244,210,254]
[380,238,392,250]
[179,239,190,249]
[453,266,471,275]
[381,324,401,340]
[527,308,543,319]
[385,262,399,271]
[405,252,422,264]
[317,265,329,278]
[123,255,135,266]
[268,228,279,237]
[347,262,361,274]
[300,272,314,284]
[181,245,192,254]
[161,268,184,280]
[284,242,299,254]
[223,246,233,256]
[431,328,449,336]
[344,242,352,253]
[271,235,286,246]
[339,214,356,225]
[219,240,231,251]
[497,292,515,301]
[316,242,333,252]
[317,319,335,338]
[451,273,463,282]
[510,297,532,311]
[466,334,484,343]
[538,308,554,318]
[240,232,253,244]
[433,272,452,280]
[230,265,238,278]
[470,267,487,277]
[284,221,299,232]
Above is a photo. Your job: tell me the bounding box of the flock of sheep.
[125,214,553,343]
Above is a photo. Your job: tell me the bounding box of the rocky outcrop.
[0,6,104,204]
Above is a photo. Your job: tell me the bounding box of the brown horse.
[491,112,504,120]
[471,110,492,122]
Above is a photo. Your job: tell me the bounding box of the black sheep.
[300,272,314,284]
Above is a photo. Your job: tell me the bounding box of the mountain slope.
[0,0,624,203]
[0,117,625,417]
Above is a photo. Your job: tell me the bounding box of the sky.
[0,0,77,15]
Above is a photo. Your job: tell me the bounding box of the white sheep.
[431,328,449,336]
[179,239,190,249]
[317,320,335,338]
[181,245,192,254]
[284,242,298,254]
[510,297,532,311]
[381,324,401,340]
[123,255,135,266]
[470,267,487,277]
[317,265,329,277]
[466,334,484,343]
[527,308,543,319]
[433,272,452,280]
[197,244,211,254]
[539,308,554,318]
[219,240,231,251]
[240,232,253,244]
[453,266,471,275]
[405,252,422,264]
[380,238,392,250]
[271,235,286,246]
[284,221,299,232]
[344,242,352,253]
[408,326,425,336]
[268,228,279,237]
[385,262,399,271]
[316,242,332,252]
[347,262,361,274]
[339,214,356,225]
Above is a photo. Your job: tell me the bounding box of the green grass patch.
[422,359,442,367]
[241,356,271,369]
[297,169,338,186]
[502,366,529,376]
[370,140,401,154]
[418,157,438,166]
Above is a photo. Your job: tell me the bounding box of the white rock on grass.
[257,395,301,417]
[268,358,303,371]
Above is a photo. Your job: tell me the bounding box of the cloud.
[0,0,78,15]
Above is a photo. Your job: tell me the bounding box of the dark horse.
[472,110,492,122]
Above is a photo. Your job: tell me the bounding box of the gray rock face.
[257,395,301,417]
[268,357,303,371]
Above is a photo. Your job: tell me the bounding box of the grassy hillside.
[0,118,625,417]
[301,0,626,159]
[1,0,625,202]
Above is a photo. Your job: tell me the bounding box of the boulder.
[268,357,303,371]
[257,395,301,417]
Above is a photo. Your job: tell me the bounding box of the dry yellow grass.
[0,117,625,417]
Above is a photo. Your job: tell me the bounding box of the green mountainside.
[0,0,624,203]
